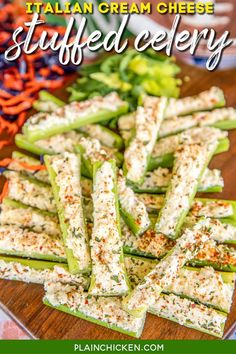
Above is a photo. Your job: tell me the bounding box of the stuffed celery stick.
[32,90,124,150]
[133,167,224,194]
[74,136,123,178]
[122,219,211,317]
[190,240,236,272]
[163,266,235,313]
[45,153,91,275]
[137,194,236,220]
[164,86,225,118]
[121,218,174,259]
[0,198,60,237]
[183,216,236,244]
[15,131,84,156]
[124,97,167,185]
[190,198,236,221]
[155,141,218,239]
[149,127,229,171]
[0,225,66,262]
[4,170,56,213]
[23,92,128,142]
[149,294,227,338]
[78,125,124,150]
[124,255,235,313]
[44,282,146,338]
[8,151,50,184]
[89,160,130,296]
[33,90,65,112]
[118,171,150,236]
[160,107,236,137]
[0,256,89,288]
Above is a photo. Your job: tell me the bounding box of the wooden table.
[0,60,236,340]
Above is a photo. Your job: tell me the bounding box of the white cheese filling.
[160,107,236,137]
[6,171,56,213]
[79,125,115,148]
[8,157,50,184]
[156,141,217,236]
[44,282,144,335]
[0,203,60,237]
[193,239,236,267]
[164,86,224,119]
[123,219,211,313]
[165,267,234,313]
[51,153,90,271]
[35,131,83,154]
[185,216,236,244]
[0,226,65,258]
[79,136,118,164]
[0,261,88,288]
[118,171,150,234]
[121,219,174,258]
[90,161,128,295]
[124,97,167,183]
[25,92,125,132]
[150,293,226,337]
[138,167,223,191]
[125,256,234,313]
[190,200,234,218]
[152,127,227,158]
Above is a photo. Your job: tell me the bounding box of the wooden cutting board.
[0,60,236,340]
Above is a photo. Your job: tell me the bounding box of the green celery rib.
[32,91,125,151]
[155,143,218,239]
[212,120,236,130]
[0,255,90,289]
[0,249,66,263]
[45,155,91,275]
[141,195,236,221]
[148,137,229,171]
[133,184,223,194]
[23,103,129,142]
[43,299,145,338]
[2,197,56,218]
[196,197,236,223]
[15,134,53,156]
[74,145,123,179]
[89,160,130,296]
[149,300,226,339]
[39,90,65,106]
[0,255,65,270]
[189,259,236,272]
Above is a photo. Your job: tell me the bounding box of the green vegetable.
[43,298,146,339]
[148,137,230,171]
[23,93,129,142]
[88,160,130,296]
[0,255,89,289]
[45,154,91,275]
[155,142,218,239]
[67,50,181,111]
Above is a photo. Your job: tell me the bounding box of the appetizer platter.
[0,51,236,340]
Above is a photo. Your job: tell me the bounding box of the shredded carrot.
[17,161,47,171]
[51,64,64,75]
[0,117,18,136]
[0,158,13,167]
[0,181,9,203]
[0,141,11,150]
[16,112,27,128]
[0,158,46,171]
[2,99,34,115]
[0,87,39,107]
[39,67,51,78]
[0,89,12,99]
